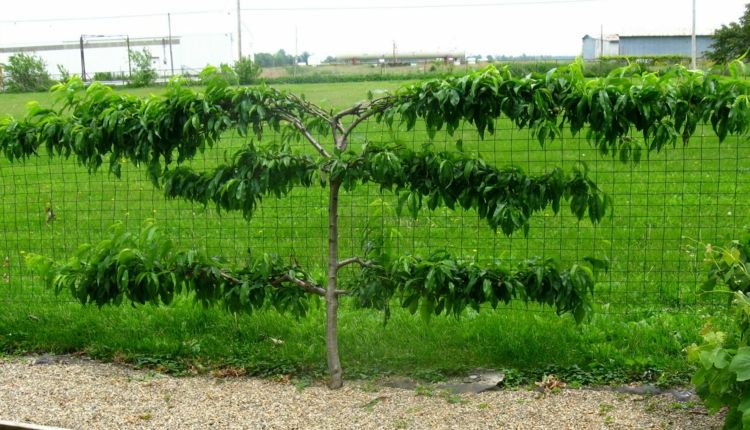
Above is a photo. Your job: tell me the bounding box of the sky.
[0,0,747,72]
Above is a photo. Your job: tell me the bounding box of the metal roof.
[0,36,180,54]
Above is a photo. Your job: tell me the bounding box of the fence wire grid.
[1,115,748,314]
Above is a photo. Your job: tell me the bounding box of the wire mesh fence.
[1,115,748,312]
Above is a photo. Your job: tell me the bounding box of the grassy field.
[0,80,746,385]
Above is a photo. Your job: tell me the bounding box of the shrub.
[128,48,157,87]
[688,291,750,430]
[2,52,53,92]
[219,63,239,85]
[56,64,71,83]
[93,71,126,82]
[233,57,262,85]
[689,238,750,429]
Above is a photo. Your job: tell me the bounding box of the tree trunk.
[326,180,343,388]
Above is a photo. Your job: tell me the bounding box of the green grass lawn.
[0,81,747,385]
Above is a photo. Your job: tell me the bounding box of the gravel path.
[0,355,723,430]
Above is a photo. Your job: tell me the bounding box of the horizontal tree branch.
[273,273,326,297]
[286,93,334,122]
[199,266,326,297]
[333,103,365,121]
[337,257,377,270]
[217,270,244,285]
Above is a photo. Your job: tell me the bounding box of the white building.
[581,34,620,60]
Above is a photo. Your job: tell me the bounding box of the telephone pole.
[167,13,175,76]
[126,36,132,79]
[294,26,298,77]
[237,0,242,60]
[79,36,86,82]
[691,0,697,69]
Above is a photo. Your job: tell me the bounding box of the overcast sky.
[0,0,747,62]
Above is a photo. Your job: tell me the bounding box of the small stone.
[670,390,694,402]
[33,354,58,365]
[439,382,499,394]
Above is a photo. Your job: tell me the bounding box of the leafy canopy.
[4,62,750,324]
[708,3,750,64]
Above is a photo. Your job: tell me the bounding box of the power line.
[241,0,607,12]
[0,0,608,23]
[0,9,228,24]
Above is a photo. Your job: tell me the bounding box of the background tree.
[56,64,71,83]
[2,52,52,93]
[708,3,750,64]
[253,52,275,68]
[233,56,262,84]
[128,48,158,87]
[273,49,294,66]
[252,50,295,67]
[297,51,311,66]
[3,62,750,388]
[214,63,239,85]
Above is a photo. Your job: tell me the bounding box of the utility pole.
[79,36,86,82]
[294,26,298,77]
[599,25,604,75]
[237,0,242,60]
[126,36,132,79]
[691,0,697,69]
[167,13,175,76]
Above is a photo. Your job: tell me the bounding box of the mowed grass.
[0,80,747,384]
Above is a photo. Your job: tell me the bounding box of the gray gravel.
[0,355,723,429]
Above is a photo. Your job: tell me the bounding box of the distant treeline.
[253,49,311,67]
[259,61,641,85]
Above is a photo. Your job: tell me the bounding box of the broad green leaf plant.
[691,237,750,429]
[3,60,750,388]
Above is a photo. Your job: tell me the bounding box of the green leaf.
[730,347,750,381]
[407,192,420,219]
[396,192,409,217]
[404,293,420,315]
[583,256,609,274]
[419,297,435,322]
[438,160,453,185]
[739,397,750,429]
[700,346,731,370]
[463,160,474,180]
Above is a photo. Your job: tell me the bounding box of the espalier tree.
[2,62,750,388]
